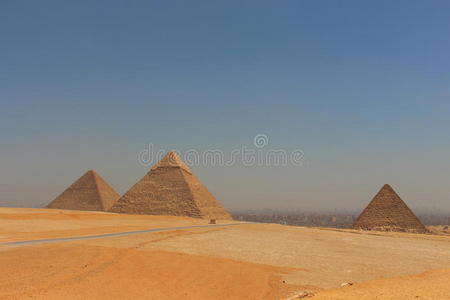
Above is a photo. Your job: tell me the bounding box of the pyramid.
[47,170,120,211]
[110,152,231,220]
[352,184,428,233]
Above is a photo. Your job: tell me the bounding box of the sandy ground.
[311,269,450,299]
[0,207,238,243]
[1,207,450,299]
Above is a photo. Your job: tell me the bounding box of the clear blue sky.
[1,0,450,213]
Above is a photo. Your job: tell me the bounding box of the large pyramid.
[353,184,428,233]
[110,152,231,220]
[47,170,120,211]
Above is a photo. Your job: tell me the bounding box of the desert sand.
[1,207,449,299]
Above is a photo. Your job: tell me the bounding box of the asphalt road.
[1,223,244,247]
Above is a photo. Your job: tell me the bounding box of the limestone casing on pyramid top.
[150,151,192,174]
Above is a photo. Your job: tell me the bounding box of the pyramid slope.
[47,170,120,211]
[353,184,428,233]
[181,171,231,219]
[91,171,121,210]
[110,152,231,220]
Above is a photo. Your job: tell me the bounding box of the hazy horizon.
[1,1,450,214]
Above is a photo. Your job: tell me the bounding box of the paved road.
[1,223,244,247]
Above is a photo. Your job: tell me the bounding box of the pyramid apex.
[379,184,398,194]
[150,151,191,173]
[381,183,394,190]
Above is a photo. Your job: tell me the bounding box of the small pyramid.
[110,152,231,220]
[47,170,120,211]
[353,184,428,233]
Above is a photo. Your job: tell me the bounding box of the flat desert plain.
[1,207,449,299]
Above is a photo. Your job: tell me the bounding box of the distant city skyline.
[1,1,450,213]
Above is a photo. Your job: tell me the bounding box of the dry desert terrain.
[1,207,449,299]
